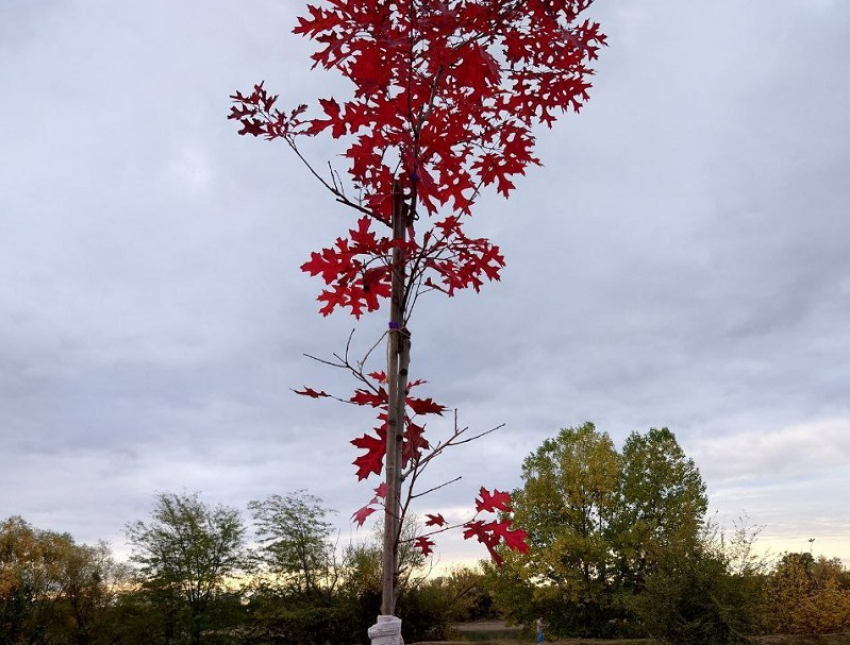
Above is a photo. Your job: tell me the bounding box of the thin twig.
[409,476,462,500]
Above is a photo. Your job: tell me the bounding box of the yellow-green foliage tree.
[489,423,708,638]
[1,516,127,645]
[1,516,60,642]
[763,552,850,634]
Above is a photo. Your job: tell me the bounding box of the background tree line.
[1,491,493,645]
[3,424,849,645]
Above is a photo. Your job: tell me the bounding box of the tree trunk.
[381,181,409,617]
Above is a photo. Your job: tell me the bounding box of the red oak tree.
[230,0,605,626]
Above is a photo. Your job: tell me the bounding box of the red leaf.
[407,396,447,416]
[350,388,386,408]
[462,519,502,566]
[425,513,447,527]
[414,535,435,557]
[301,249,350,285]
[475,487,513,514]
[501,524,529,554]
[402,420,430,466]
[293,387,330,398]
[351,505,376,527]
[462,515,527,566]
[351,429,385,480]
[307,97,346,138]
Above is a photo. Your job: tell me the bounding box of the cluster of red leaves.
[297,376,528,563]
[462,486,528,566]
[296,371,445,481]
[414,487,529,563]
[295,372,446,481]
[351,482,388,526]
[301,217,394,317]
[350,485,527,563]
[229,0,604,317]
[300,213,506,317]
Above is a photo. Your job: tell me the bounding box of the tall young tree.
[230,0,606,634]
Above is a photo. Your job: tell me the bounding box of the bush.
[632,541,759,645]
[762,553,850,635]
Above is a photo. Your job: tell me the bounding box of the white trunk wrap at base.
[368,615,403,645]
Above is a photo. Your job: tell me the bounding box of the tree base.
[368,615,403,645]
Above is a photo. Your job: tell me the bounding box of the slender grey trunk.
[381,182,410,617]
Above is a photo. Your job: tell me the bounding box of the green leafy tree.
[125,492,246,645]
[246,514,435,645]
[243,492,343,645]
[491,423,708,638]
[337,517,428,607]
[248,490,337,596]
[614,427,708,592]
[503,423,623,636]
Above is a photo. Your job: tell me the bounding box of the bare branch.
[409,476,462,500]
[285,137,389,226]
[303,352,347,370]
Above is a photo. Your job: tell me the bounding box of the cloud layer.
[1,0,848,565]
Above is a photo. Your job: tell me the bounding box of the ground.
[412,621,850,645]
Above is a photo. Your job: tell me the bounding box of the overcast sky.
[1,0,848,568]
